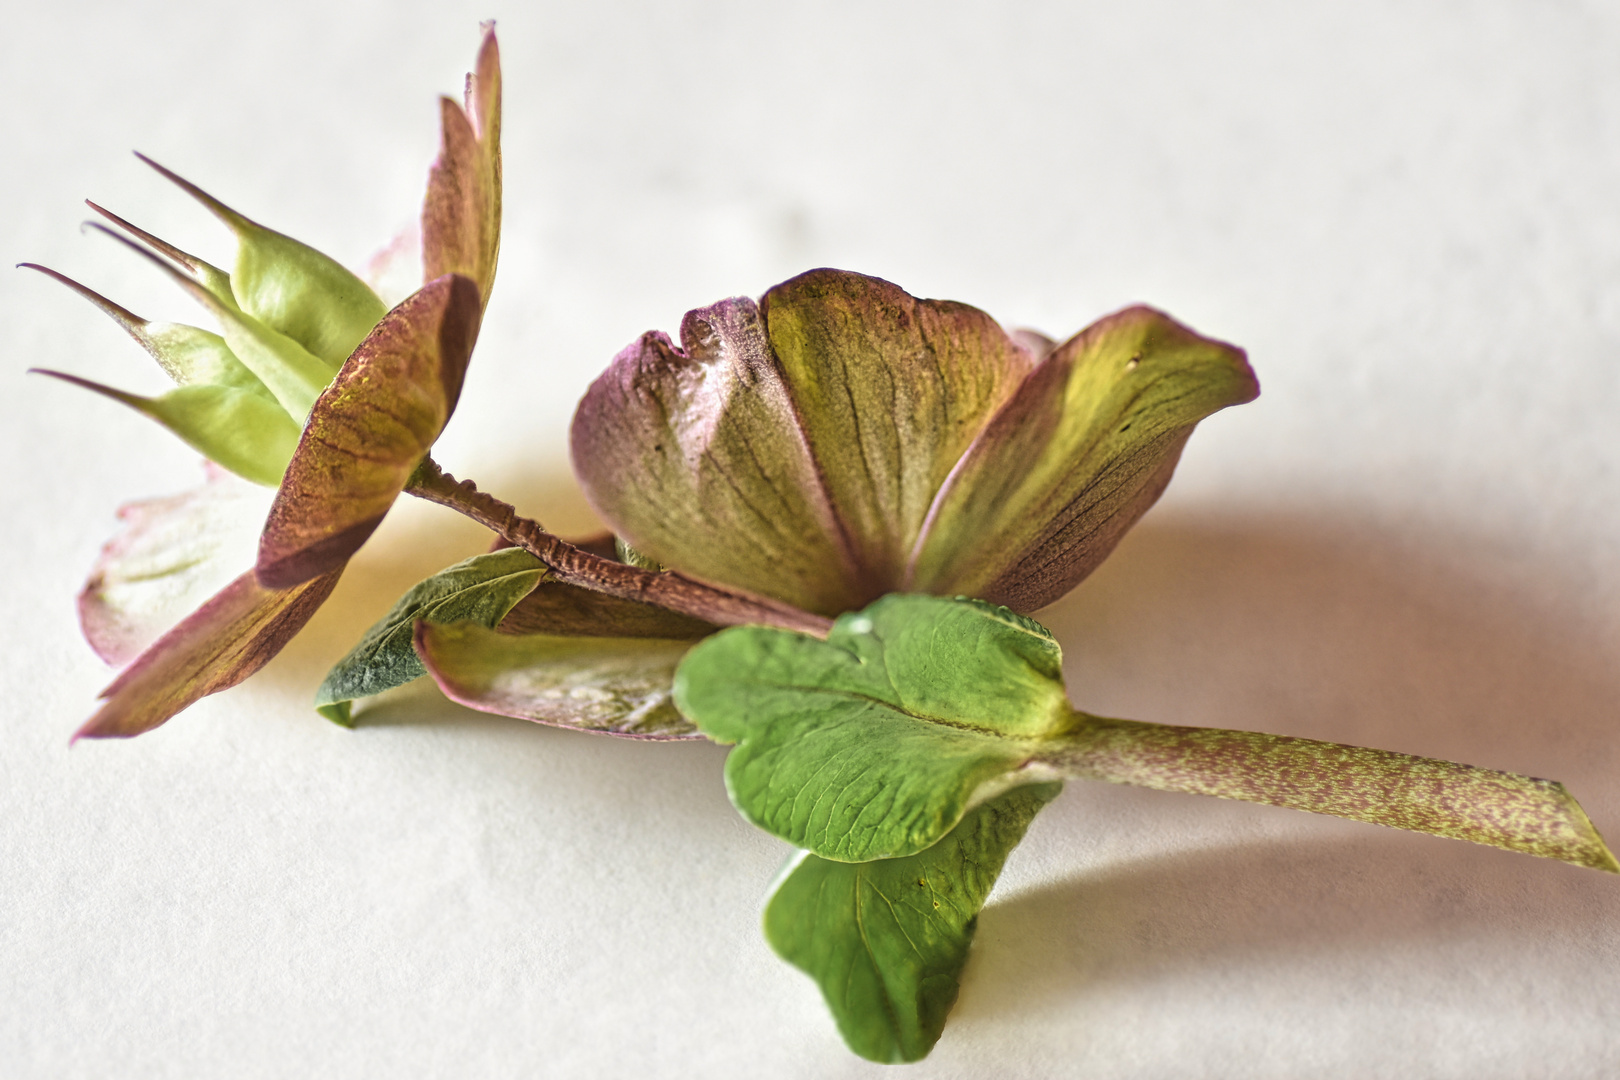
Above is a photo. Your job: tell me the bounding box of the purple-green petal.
[907,305,1258,610]
[256,273,483,589]
[75,568,341,740]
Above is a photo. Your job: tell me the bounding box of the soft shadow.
[1034,508,1620,821]
[953,506,1620,1022]
[958,825,1620,1024]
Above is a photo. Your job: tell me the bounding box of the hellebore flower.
[348,268,1254,736]
[30,28,502,739]
[570,268,1257,615]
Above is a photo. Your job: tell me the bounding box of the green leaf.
[138,155,389,367]
[676,593,1620,872]
[35,371,301,487]
[314,547,546,723]
[906,305,1258,611]
[764,782,1060,1064]
[672,594,1073,861]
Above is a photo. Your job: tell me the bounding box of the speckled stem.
[406,457,832,636]
[1048,716,1618,872]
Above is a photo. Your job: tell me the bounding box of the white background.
[5,1,1620,1076]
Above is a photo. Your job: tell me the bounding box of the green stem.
[1047,716,1619,872]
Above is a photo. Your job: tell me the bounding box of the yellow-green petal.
[760,269,1034,593]
[908,305,1258,610]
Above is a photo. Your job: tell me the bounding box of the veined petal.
[34,371,300,488]
[908,305,1258,610]
[136,154,389,367]
[571,296,865,615]
[418,622,701,740]
[75,567,341,740]
[77,467,274,667]
[256,273,483,589]
[423,572,712,739]
[422,26,501,306]
[759,269,1033,591]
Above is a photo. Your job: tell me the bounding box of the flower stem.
[1046,715,1619,872]
[406,457,833,636]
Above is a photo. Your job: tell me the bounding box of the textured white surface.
[5,1,1620,1076]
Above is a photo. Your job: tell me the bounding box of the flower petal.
[570,296,865,614]
[413,572,713,739]
[759,269,1034,591]
[136,155,389,367]
[35,371,300,487]
[77,467,274,667]
[422,27,501,306]
[256,273,484,588]
[907,305,1258,610]
[75,567,341,740]
[417,622,701,740]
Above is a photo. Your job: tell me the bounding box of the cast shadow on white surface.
[246,473,1620,1040]
[955,510,1620,1036]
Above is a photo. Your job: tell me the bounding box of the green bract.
[677,594,1616,1059]
[764,783,1061,1064]
[315,547,548,724]
[678,594,1618,873]
[326,545,713,737]
[675,595,1072,861]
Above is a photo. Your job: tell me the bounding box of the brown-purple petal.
[75,568,341,740]
[570,295,864,615]
[422,27,501,307]
[256,273,482,589]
